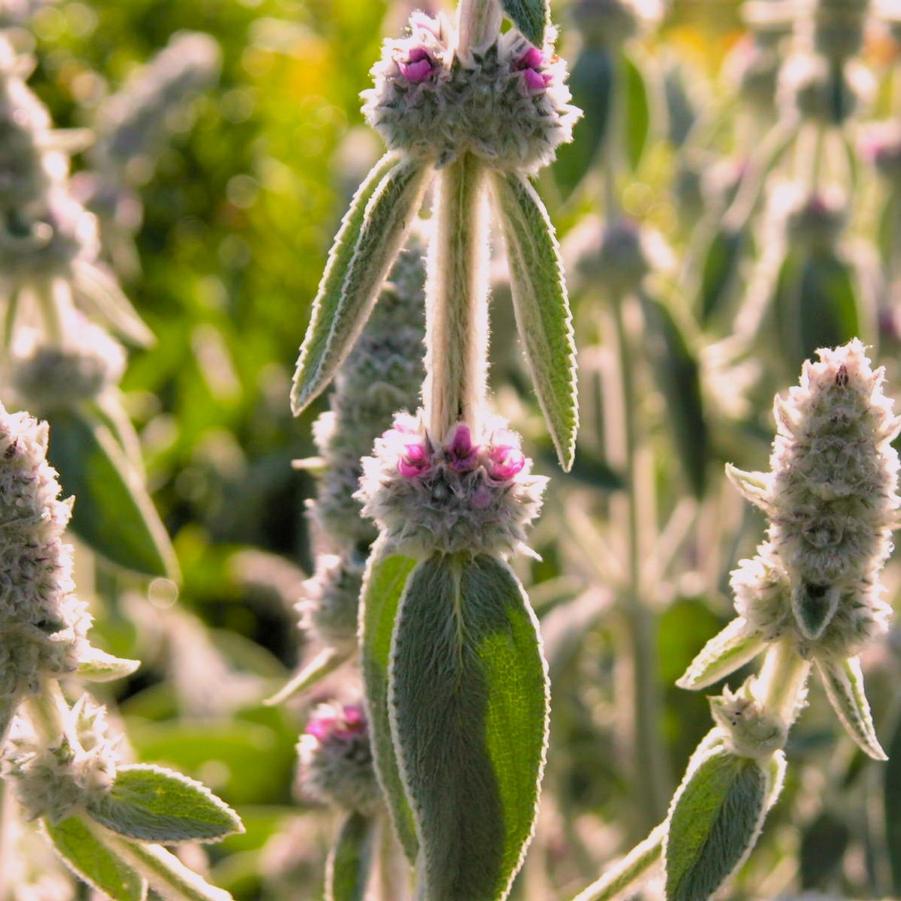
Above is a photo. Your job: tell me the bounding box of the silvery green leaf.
[501,0,548,44]
[291,154,432,414]
[46,410,179,579]
[724,464,772,513]
[664,742,770,901]
[492,170,578,470]
[676,618,765,691]
[573,823,666,901]
[326,811,377,901]
[697,226,744,325]
[816,656,887,761]
[44,815,147,901]
[77,645,141,683]
[86,764,244,843]
[389,553,549,901]
[264,645,348,706]
[359,538,419,862]
[791,581,840,641]
[72,259,154,347]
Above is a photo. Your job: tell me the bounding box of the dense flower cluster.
[358,413,546,558]
[362,12,580,172]
[297,554,363,655]
[296,702,380,815]
[4,695,118,822]
[0,405,89,740]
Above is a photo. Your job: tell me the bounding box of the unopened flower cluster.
[362,12,580,173]
[0,405,90,737]
[358,413,547,558]
[4,696,118,822]
[296,702,380,815]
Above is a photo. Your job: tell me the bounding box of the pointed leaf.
[501,0,548,44]
[72,259,154,346]
[725,464,772,513]
[77,645,141,682]
[390,553,549,901]
[791,582,840,641]
[264,645,348,706]
[664,744,773,901]
[359,539,419,862]
[622,53,650,170]
[44,815,147,901]
[291,154,431,414]
[697,226,744,324]
[677,618,765,691]
[492,170,578,470]
[86,764,244,843]
[46,410,178,579]
[326,811,377,901]
[816,656,887,760]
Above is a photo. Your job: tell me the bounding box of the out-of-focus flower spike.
[815,655,887,760]
[676,618,767,691]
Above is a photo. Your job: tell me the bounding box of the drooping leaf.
[291,154,431,414]
[664,741,773,901]
[676,618,765,691]
[77,644,141,682]
[815,656,887,761]
[45,409,178,579]
[640,293,708,497]
[553,47,614,199]
[326,811,377,901]
[697,225,744,324]
[86,764,244,843]
[724,464,772,513]
[389,553,549,901]
[500,0,548,44]
[622,53,650,170]
[44,815,147,901]
[264,645,349,706]
[359,538,419,861]
[492,170,578,470]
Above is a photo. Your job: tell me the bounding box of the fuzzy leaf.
[676,618,765,691]
[359,539,419,862]
[44,815,147,901]
[46,410,178,579]
[697,226,743,324]
[725,464,772,513]
[553,47,614,199]
[640,293,708,498]
[501,0,548,44]
[816,656,887,760]
[72,259,154,346]
[390,553,549,901]
[326,811,377,901]
[791,582,840,641]
[665,744,770,901]
[77,645,141,683]
[291,154,431,414]
[264,645,349,706]
[492,170,578,470]
[86,764,244,843]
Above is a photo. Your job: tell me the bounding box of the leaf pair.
[361,543,549,900]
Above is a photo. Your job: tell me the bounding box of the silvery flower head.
[777,54,872,124]
[357,412,547,558]
[297,554,363,653]
[363,13,580,173]
[809,0,870,60]
[4,694,119,822]
[296,702,380,815]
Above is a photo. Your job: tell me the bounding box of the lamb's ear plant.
[290,0,581,896]
[573,339,899,901]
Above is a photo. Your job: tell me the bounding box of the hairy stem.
[26,679,67,745]
[423,153,490,439]
[455,0,502,55]
[754,639,811,729]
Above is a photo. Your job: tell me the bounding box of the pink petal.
[400,58,434,84]
[522,68,551,93]
[488,446,525,480]
[518,47,544,70]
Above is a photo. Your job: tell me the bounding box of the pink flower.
[487,445,525,481]
[399,46,436,83]
[447,423,479,472]
[305,712,337,742]
[305,704,368,743]
[518,47,544,70]
[398,441,431,478]
[515,46,552,93]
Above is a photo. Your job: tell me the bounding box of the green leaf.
[664,742,772,901]
[72,259,154,347]
[77,644,141,682]
[815,656,887,761]
[264,645,349,706]
[676,618,765,691]
[44,815,147,901]
[86,764,244,843]
[500,0,548,44]
[791,582,840,641]
[326,811,377,901]
[697,226,744,324]
[390,553,549,901]
[622,53,650,170]
[45,410,178,579]
[639,293,708,498]
[492,171,578,470]
[359,538,419,862]
[291,154,431,414]
[552,47,614,199]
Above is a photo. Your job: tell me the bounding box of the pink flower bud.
[306,712,338,742]
[518,47,544,70]
[521,67,552,93]
[488,445,526,481]
[447,423,479,472]
[398,441,431,478]
[399,47,436,83]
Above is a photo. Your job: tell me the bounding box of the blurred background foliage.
[7,0,901,897]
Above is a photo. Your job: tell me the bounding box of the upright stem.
[755,639,811,729]
[455,0,502,55]
[423,153,490,439]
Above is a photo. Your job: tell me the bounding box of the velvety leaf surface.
[326,811,376,901]
[501,0,548,44]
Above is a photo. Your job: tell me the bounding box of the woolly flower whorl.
[358,412,547,558]
[296,702,380,815]
[362,13,580,173]
[5,695,118,822]
[297,554,363,652]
